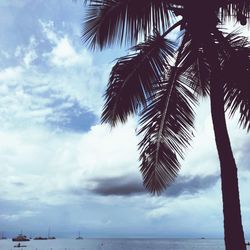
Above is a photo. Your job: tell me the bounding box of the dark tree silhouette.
[82,1,250,249]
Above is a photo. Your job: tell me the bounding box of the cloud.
[39,20,61,44]
[0,19,110,131]
[165,174,219,197]
[0,120,139,206]
[48,36,92,67]
[40,19,93,68]
[84,173,219,197]
[15,36,38,67]
[88,176,145,196]
[0,66,23,81]
[144,185,224,237]
[11,181,25,187]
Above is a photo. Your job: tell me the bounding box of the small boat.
[48,236,56,239]
[246,242,250,246]
[76,232,83,240]
[47,227,56,239]
[33,236,48,240]
[12,234,30,242]
[14,243,27,248]
[0,232,7,239]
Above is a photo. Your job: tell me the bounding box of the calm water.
[0,238,229,250]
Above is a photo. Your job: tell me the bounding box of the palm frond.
[223,41,250,131]
[101,30,175,126]
[191,52,211,96]
[177,33,211,96]
[137,36,197,194]
[216,28,248,53]
[82,0,175,49]
[138,68,197,194]
[217,30,250,131]
[219,1,250,24]
[212,30,250,130]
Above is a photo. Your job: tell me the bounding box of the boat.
[12,234,30,242]
[33,236,48,240]
[48,236,56,239]
[47,227,56,239]
[0,232,7,239]
[14,243,27,248]
[246,242,250,246]
[76,232,83,240]
[34,227,56,240]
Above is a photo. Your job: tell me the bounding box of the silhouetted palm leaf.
[178,33,211,96]
[191,53,211,96]
[101,31,175,126]
[222,36,250,131]
[82,0,174,49]
[219,0,250,23]
[214,30,250,131]
[137,39,197,193]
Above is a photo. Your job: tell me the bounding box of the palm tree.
[82,1,249,249]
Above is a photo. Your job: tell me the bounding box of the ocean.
[0,238,229,250]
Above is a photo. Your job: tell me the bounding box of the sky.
[0,0,249,239]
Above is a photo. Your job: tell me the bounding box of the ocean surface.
[0,238,230,250]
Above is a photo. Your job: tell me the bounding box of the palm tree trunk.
[208,46,246,250]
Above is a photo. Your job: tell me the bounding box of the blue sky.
[0,0,249,239]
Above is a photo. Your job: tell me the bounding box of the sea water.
[0,238,229,250]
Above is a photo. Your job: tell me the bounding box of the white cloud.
[39,20,60,44]
[39,19,92,68]
[0,66,23,82]
[47,36,92,67]
[0,119,139,205]
[15,36,38,68]
[39,19,93,68]
[146,187,221,220]
[0,20,110,131]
